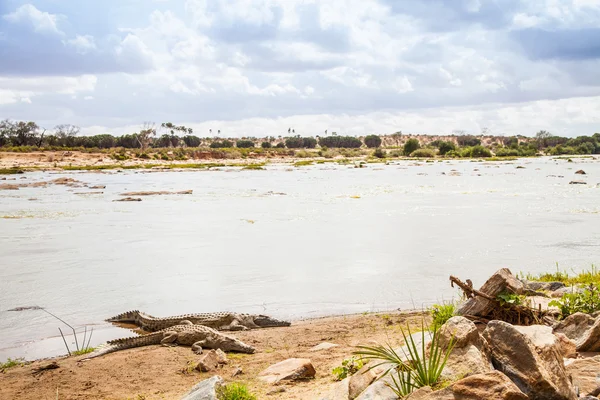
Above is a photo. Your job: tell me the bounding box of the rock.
[554,313,600,352]
[566,356,600,396]
[569,180,587,184]
[523,280,566,292]
[526,296,560,313]
[406,387,435,399]
[483,321,577,400]
[450,371,529,399]
[258,358,316,384]
[349,368,377,399]
[119,190,193,196]
[439,317,493,379]
[89,185,106,189]
[551,286,584,298]
[457,268,525,318]
[231,367,243,377]
[113,197,142,202]
[180,375,223,400]
[310,342,340,352]
[554,332,577,358]
[575,170,586,175]
[196,350,227,372]
[355,376,397,400]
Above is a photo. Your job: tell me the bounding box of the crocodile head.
[219,335,256,354]
[252,314,291,328]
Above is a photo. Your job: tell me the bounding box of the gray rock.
[180,376,223,400]
[523,280,566,292]
[310,342,340,352]
[565,355,600,397]
[483,321,577,400]
[554,313,600,352]
[551,286,584,298]
[319,378,350,400]
[258,358,316,384]
[355,376,397,400]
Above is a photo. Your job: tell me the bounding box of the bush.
[210,140,234,148]
[373,148,386,158]
[182,135,201,147]
[261,141,272,148]
[444,150,460,158]
[236,140,255,148]
[364,135,382,148]
[403,138,420,155]
[216,383,257,400]
[470,145,492,158]
[285,136,304,148]
[275,142,285,148]
[430,303,455,330]
[410,148,436,158]
[302,137,317,149]
[437,141,456,155]
[549,284,600,319]
[332,357,364,381]
[456,135,481,147]
[319,136,362,148]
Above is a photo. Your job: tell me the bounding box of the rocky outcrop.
[457,268,525,318]
[554,312,600,352]
[406,372,528,399]
[483,321,577,400]
[438,316,493,379]
[258,358,316,384]
[180,375,223,400]
[566,356,600,397]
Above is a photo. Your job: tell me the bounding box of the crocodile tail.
[105,310,141,323]
[84,332,164,359]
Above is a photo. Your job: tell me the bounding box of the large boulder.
[348,368,377,399]
[180,376,223,400]
[457,268,525,317]
[406,371,527,399]
[258,358,316,384]
[319,377,350,400]
[354,375,397,400]
[565,355,600,396]
[554,312,600,352]
[482,321,577,400]
[438,316,493,379]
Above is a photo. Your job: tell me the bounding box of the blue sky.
[1,0,600,137]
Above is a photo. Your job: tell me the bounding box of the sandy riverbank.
[0,311,427,400]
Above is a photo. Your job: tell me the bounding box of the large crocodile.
[106,310,291,332]
[85,324,255,359]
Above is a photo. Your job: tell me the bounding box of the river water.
[1,157,599,360]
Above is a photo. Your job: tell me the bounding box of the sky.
[1,0,600,138]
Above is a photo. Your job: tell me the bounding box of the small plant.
[373,148,386,158]
[549,284,600,319]
[72,347,95,356]
[332,356,365,381]
[216,383,257,400]
[430,303,455,330]
[355,320,455,397]
[294,160,313,167]
[497,292,525,306]
[0,357,27,370]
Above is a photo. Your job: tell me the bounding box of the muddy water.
[1,157,599,360]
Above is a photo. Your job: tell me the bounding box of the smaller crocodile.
[106,310,291,332]
[85,324,255,359]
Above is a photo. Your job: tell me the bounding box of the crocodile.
[106,310,291,332]
[85,323,255,359]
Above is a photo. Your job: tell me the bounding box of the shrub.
[403,138,420,155]
[373,148,386,158]
[261,141,272,148]
[319,136,362,148]
[236,140,255,148]
[437,141,456,155]
[275,142,285,148]
[456,135,481,147]
[411,148,436,158]
[332,357,364,381]
[444,150,460,158]
[285,136,304,148]
[470,145,492,157]
[210,140,234,148]
[549,284,600,319]
[303,137,318,148]
[364,135,382,148]
[430,303,455,330]
[216,383,257,400]
[182,135,201,147]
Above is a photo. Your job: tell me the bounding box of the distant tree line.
[1,119,599,157]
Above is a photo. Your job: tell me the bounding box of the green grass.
[429,303,455,330]
[216,383,257,400]
[72,347,95,356]
[0,357,27,370]
[0,167,25,174]
[521,264,600,286]
[242,163,265,170]
[293,160,314,167]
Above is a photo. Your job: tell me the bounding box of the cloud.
[64,35,97,54]
[3,4,63,35]
[513,28,600,61]
[0,75,97,105]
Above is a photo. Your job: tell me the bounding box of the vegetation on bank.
[0,357,27,370]
[1,120,599,159]
[216,383,257,400]
[521,264,600,286]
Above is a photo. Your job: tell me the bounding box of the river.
[0,156,598,360]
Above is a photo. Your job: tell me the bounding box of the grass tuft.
[0,357,27,370]
[216,383,257,400]
[72,347,95,356]
[521,264,600,286]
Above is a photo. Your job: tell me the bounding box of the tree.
[285,136,304,148]
[182,135,201,147]
[364,135,382,148]
[403,138,420,155]
[54,124,80,147]
[391,132,402,146]
[536,130,551,139]
[319,136,362,148]
[137,123,156,149]
[302,137,317,148]
[437,141,456,155]
[0,120,40,146]
[261,141,272,148]
[236,140,255,148]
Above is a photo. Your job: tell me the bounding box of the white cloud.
[64,35,97,54]
[3,4,63,35]
[0,75,97,105]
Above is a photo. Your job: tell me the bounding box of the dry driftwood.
[450,275,554,326]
